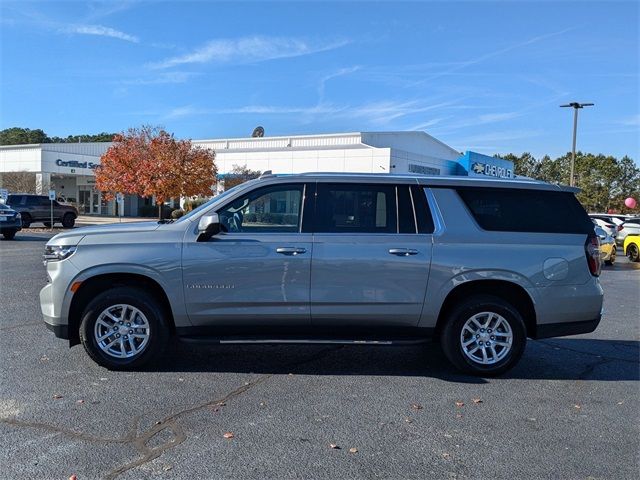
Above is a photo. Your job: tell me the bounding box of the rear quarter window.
[456,187,594,234]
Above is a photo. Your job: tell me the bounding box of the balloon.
[625,197,637,209]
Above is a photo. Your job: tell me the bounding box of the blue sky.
[1,0,638,160]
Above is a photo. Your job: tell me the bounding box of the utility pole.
[560,102,594,186]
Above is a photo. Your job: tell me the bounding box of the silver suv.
[40,173,604,375]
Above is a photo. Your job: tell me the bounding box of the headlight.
[43,245,76,262]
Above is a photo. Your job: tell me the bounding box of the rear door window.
[315,183,397,234]
[456,187,593,234]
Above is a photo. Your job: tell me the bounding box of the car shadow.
[153,338,639,383]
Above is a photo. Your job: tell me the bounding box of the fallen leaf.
[617,401,624,405]
[163,465,173,471]
[223,432,234,439]
[472,398,483,404]
[76,400,85,404]
[329,443,340,449]
[178,378,185,382]
[455,414,463,418]
[573,404,581,410]
[349,448,358,454]
[155,421,162,425]
[442,453,451,459]
[259,402,266,407]
[69,475,77,480]
[52,394,63,400]
[405,418,413,423]
[444,434,452,438]
[455,401,464,408]
[411,403,423,410]
[217,402,226,407]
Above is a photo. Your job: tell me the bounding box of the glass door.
[79,189,91,214]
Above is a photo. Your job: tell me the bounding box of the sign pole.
[48,189,56,232]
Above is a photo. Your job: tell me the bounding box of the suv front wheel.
[79,287,169,370]
[440,295,526,376]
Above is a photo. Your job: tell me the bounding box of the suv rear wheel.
[440,294,526,376]
[62,213,75,228]
[627,243,639,262]
[2,229,17,240]
[79,287,169,370]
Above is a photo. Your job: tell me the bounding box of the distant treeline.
[0,127,116,145]
[497,152,639,213]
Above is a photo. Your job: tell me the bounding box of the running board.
[178,337,431,346]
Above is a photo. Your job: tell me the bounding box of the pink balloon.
[625,197,637,209]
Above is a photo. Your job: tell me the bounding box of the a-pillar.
[35,172,51,195]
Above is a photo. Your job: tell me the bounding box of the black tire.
[604,249,615,266]
[2,230,17,240]
[43,222,52,228]
[627,243,640,262]
[440,294,527,376]
[61,213,75,228]
[79,287,170,370]
[20,213,31,228]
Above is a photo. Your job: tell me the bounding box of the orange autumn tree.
[96,126,217,219]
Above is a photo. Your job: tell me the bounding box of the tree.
[0,127,117,145]
[0,171,36,193]
[223,164,262,190]
[0,127,48,145]
[95,126,217,219]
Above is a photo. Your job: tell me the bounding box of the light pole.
[560,102,594,186]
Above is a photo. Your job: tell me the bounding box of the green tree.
[0,127,48,145]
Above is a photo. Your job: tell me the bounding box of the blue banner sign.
[457,151,514,179]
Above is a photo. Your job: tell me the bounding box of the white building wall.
[0,145,41,172]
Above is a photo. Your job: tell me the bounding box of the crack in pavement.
[0,346,342,479]
[0,322,42,332]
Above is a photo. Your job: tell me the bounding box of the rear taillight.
[585,234,601,277]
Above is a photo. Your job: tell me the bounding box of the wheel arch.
[433,279,537,338]
[67,272,176,346]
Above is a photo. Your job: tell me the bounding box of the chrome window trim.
[424,187,445,235]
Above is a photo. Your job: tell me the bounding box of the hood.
[47,221,161,246]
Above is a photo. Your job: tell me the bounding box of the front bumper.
[40,282,69,339]
[0,218,22,231]
[44,320,70,339]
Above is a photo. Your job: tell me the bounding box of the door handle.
[276,247,307,256]
[388,248,419,256]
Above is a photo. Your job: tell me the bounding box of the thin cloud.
[120,71,198,85]
[62,24,139,43]
[318,66,361,101]
[150,35,350,69]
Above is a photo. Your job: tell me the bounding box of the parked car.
[6,194,78,228]
[40,173,603,376]
[595,226,616,265]
[624,234,640,262]
[0,203,22,239]
[590,217,618,240]
[617,217,640,246]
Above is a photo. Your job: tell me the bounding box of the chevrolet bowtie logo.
[472,162,485,174]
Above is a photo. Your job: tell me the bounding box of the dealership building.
[0,131,514,216]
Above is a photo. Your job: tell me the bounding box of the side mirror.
[197,213,222,241]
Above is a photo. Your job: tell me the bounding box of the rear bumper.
[533,315,601,339]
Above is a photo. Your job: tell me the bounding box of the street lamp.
[560,102,594,186]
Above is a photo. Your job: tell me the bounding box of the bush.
[171,209,185,219]
[184,198,209,212]
[138,204,176,218]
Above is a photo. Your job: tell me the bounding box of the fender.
[419,267,539,328]
[61,262,191,328]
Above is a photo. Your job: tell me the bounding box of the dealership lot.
[0,233,638,479]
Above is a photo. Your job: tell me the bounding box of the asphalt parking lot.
[1,232,638,479]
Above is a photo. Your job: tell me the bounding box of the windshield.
[175,179,261,223]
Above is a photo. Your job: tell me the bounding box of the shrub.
[171,209,185,219]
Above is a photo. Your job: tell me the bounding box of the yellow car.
[624,235,640,262]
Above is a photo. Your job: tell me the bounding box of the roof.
[256,172,578,192]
